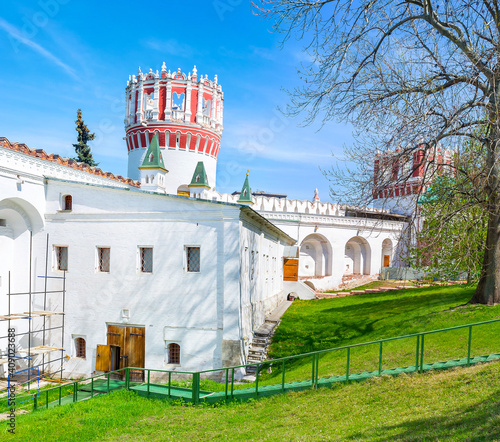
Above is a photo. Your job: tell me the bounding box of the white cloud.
[0,17,78,80]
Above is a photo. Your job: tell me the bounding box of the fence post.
[74,382,78,403]
[311,354,316,388]
[415,334,420,372]
[107,372,110,394]
[378,341,383,376]
[46,390,49,409]
[315,353,319,386]
[147,370,150,398]
[467,326,473,366]
[192,372,200,404]
[282,360,286,392]
[59,385,62,405]
[256,364,260,395]
[168,372,171,398]
[126,368,130,390]
[33,393,37,411]
[346,347,350,381]
[419,334,425,373]
[225,368,229,400]
[231,368,235,399]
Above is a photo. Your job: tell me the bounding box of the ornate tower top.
[124,63,224,195]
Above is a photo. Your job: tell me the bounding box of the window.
[186,246,200,272]
[97,247,110,273]
[55,246,68,271]
[139,247,153,273]
[167,343,180,365]
[75,337,86,358]
[63,195,72,211]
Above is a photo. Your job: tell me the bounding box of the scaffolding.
[0,233,66,390]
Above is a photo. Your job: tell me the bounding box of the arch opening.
[299,234,333,278]
[344,236,372,276]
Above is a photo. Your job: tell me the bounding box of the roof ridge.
[0,137,140,187]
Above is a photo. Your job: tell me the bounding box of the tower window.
[186,246,200,272]
[97,247,110,273]
[139,247,153,273]
[55,246,68,271]
[167,343,180,365]
[75,337,86,358]
[63,195,72,211]
[176,132,181,148]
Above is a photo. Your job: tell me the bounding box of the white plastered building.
[0,64,408,380]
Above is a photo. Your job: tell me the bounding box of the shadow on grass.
[348,388,500,440]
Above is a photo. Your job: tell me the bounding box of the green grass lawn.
[9,361,500,441]
[6,284,500,440]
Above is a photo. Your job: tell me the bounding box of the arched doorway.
[382,238,393,268]
[344,237,371,275]
[299,234,333,277]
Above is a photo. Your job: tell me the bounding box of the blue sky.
[0,0,354,201]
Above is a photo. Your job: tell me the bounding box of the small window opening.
[186,247,200,272]
[168,343,180,364]
[97,247,110,272]
[75,337,86,358]
[55,246,68,271]
[64,195,72,211]
[140,247,153,273]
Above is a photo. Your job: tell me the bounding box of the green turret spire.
[189,161,210,188]
[237,170,253,204]
[139,133,168,172]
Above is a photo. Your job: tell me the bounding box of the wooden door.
[384,255,390,267]
[96,345,111,371]
[283,258,299,281]
[126,327,145,382]
[105,325,145,381]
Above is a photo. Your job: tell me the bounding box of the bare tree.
[255,0,500,304]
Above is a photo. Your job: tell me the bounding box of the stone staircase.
[245,300,293,375]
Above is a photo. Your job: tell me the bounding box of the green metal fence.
[10,317,500,412]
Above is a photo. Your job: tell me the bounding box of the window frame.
[165,342,181,365]
[138,246,153,274]
[96,247,111,273]
[73,336,86,359]
[54,245,68,272]
[62,194,72,211]
[185,245,201,273]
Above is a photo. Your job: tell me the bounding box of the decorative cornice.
[0,137,140,188]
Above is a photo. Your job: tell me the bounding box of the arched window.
[75,337,86,358]
[168,343,180,364]
[64,195,72,211]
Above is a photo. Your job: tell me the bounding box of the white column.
[185,81,192,122]
[152,76,160,121]
[165,79,172,121]
[136,78,144,123]
[196,83,204,124]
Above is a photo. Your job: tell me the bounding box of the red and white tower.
[125,63,223,195]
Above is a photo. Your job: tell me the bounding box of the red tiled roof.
[0,137,140,187]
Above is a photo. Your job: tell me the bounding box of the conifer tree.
[73,109,97,166]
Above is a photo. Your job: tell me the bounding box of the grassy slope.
[8,285,500,440]
[270,285,489,357]
[257,285,500,387]
[10,362,500,441]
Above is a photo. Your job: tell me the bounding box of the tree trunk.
[471,207,500,304]
[471,129,500,305]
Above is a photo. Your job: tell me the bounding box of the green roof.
[189,161,210,188]
[237,171,253,204]
[138,133,168,172]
